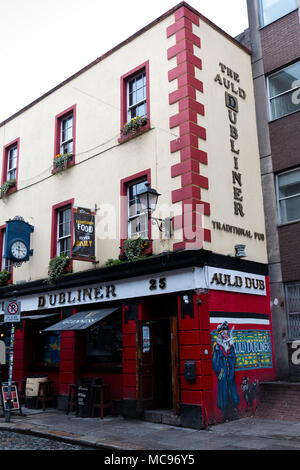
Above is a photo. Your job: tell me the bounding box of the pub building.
[0,2,276,427]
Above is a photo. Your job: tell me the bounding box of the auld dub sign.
[72,207,95,261]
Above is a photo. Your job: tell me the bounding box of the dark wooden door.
[170,316,180,415]
[136,321,156,411]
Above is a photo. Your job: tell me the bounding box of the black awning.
[43,307,119,332]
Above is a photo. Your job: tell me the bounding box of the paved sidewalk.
[0,408,300,450]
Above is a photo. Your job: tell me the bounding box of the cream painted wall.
[0,14,176,284]
[0,9,267,286]
[193,20,268,263]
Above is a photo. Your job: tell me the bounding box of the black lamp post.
[137,182,172,238]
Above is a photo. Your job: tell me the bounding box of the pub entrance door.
[136,313,179,415]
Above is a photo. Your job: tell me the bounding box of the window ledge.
[278,219,300,228]
[0,185,17,199]
[118,123,151,144]
[51,155,75,175]
[259,8,298,30]
[269,108,300,124]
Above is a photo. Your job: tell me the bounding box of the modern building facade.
[245,0,300,380]
[0,2,276,427]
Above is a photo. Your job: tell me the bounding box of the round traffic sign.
[7,302,19,315]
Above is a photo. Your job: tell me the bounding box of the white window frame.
[6,144,17,182]
[127,180,149,240]
[56,206,72,257]
[259,0,298,28]
[1,229,12,273]
[276,168,300,225]
[127,71,147,122]
[60,113,73,155]
[267,62,300,121]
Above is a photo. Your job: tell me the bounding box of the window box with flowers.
[0,270,11,287]
[106,237,149,267]
[52,153,74,174]
[118,117,149,143]
[47,253,71,284]
[0,179,16,199]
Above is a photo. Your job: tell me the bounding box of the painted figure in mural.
[212,321,240,421]
[241,377,259,415]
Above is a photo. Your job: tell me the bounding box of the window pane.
[279,195,300,223]
[136,103,147,118]
[269,63,300,98]
[260,0,298,27]
[286,283,300,339]
[270,89,300,119]
[127,71,146,120]
[57,207,71,256]
[127,180,148,238]
[61,114,73,149]
[1,230,12,273]
[129,213,148,239]
[278,169,300,198]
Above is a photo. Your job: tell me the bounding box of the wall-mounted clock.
[9,240,29,262]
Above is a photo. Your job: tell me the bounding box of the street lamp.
[137,182,173,238]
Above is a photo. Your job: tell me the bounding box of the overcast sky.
[0,0,248,123]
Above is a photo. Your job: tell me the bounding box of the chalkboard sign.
[0,382,22,414]
[77,377,102,418]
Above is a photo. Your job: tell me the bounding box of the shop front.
[0,250,276,427]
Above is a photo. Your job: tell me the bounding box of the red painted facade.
[167,6,211,251]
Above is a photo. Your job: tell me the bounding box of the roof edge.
[0,2,250,128]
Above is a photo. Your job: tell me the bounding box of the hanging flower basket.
[0,179,16,199]
[53,153,73,172]
[121,116,148,136]
[0,270,11,287]
[47,253,71,284]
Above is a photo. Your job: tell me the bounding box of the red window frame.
[119,61,150,143]
[120,169,152,254]
[1,138,20,194]
[0,225,13,283]
[51,199,74,271]
[53,105,77,172]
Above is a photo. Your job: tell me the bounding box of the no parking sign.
[4,301,21,323]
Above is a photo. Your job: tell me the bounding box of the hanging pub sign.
[72,207,95,261]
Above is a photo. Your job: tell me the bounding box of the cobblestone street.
[0,430,92,450]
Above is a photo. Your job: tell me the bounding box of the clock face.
[10,240,28,260]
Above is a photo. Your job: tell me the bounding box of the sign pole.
[5,323,15,423]
[4,297,21,423]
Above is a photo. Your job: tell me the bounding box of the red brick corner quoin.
[167,5,210,251]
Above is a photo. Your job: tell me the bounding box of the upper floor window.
[127,71,147,121]
[60,113,73,154]
[119,61,150,141]
[6,145,17,181]
[1,138,19,193]
[0,227,12,281]
[276,168,300,224]
[54,105,76,168]
[127,179,149,239]
[51,199,74,261]
[259,0,298,27]
[57,206,72,257]
[267,61,300,120]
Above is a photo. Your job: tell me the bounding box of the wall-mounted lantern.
[137,182,173,238]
